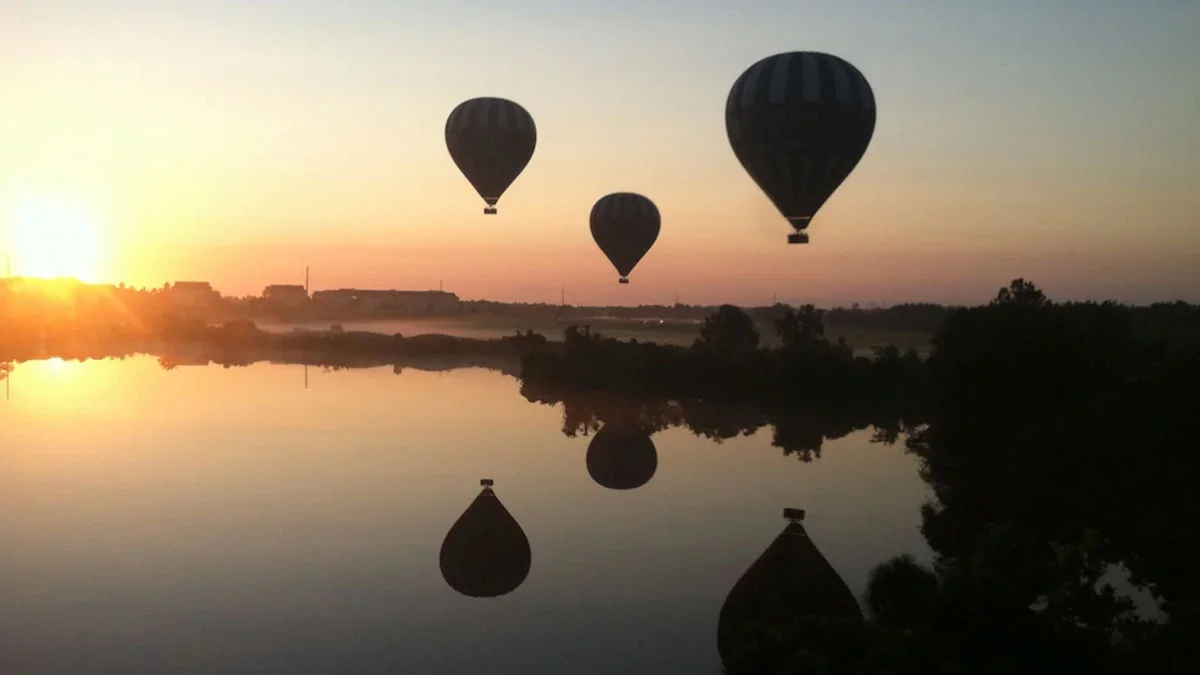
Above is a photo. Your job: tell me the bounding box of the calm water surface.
[0,357,932,674]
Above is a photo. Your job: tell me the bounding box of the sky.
[1,0,1198,306]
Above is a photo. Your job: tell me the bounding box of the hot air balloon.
[726,52,876,244]
[590,193,660,284]
[586,425,658,490]
[445,97,537,215]
[439,479,532,598]
[717,508,861,674]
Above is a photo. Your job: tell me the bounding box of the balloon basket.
[483,207,497,215]
[784,507,806,522]
[481,478,495,487]
[787,232,809,244]
[618,277,630,284]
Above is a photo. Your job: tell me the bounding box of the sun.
[11,197,106,283]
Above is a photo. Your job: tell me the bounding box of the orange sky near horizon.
[1,1,1197,306]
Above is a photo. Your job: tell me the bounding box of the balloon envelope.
[445,97,537,213]
[439,482,532,598]
[725,52,876,242]
[586,425,658,490]
[589,193,661,283]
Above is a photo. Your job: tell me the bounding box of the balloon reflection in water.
[439,479,532,598]
[718,508,862,673]
[585,424,658,490]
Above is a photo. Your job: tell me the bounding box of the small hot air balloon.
[717,508,861,674]
[586,425,658,491]
[445,97,537,215]
[726,52,876,244]
[590,193,661,284]
[439,479,532,598]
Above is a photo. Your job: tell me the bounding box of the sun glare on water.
[11,197,107,283]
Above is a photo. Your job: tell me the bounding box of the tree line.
[523,278,1199,673]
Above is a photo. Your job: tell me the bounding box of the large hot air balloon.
[445,97,537,215]
[439,479,532,598]
[726,52,876,244]
[717,508,861,674]
[586,425,658,490]
[590,193,660,284]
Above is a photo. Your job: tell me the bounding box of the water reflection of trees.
[718,281,1200,673]
[522,378,912,462]
[4,348,523,378]
[151,349,523,376]
[0,321,539,377]
[887,285,1200,671]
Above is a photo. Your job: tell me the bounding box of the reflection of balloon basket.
[787,232,810,244]
[483,207,498,215]
[618,277,630,284]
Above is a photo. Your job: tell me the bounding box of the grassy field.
[813,326,935,354]
[259,315,933,355]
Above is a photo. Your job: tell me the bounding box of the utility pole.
[305,265,310,295]
[561,286,565,307]
[440,280,443,292]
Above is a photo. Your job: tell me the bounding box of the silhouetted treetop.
[694,305,760,357]
[992,278,1051,308]
[774,303,826,349]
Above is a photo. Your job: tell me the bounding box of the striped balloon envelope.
[589,192,661,284]
[445,97,537,215]
[726,52,876,244]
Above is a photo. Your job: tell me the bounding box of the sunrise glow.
[11,197,106,283]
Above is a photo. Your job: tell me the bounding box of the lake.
[0,357,932,674]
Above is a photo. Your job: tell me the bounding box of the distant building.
[169,281,219,309]
[312,289,461,315]
[263,284,309,308]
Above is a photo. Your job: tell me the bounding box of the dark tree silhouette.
[773,304,826,348]
[992,277,1051,307]
[694,304,760,357]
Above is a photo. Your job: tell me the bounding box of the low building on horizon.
[263,284,310,308]
[168,281,220,310]
[312,289,460,315]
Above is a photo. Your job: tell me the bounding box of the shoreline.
[0,328,551,374]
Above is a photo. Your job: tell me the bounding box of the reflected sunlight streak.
[44,357,71,375]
